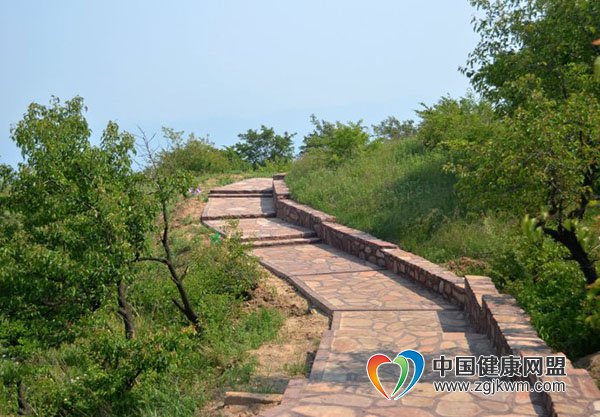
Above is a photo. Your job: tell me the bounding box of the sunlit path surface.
[202,178,548,417]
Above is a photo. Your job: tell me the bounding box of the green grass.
[287,138,458,249]
[286,138,600,359]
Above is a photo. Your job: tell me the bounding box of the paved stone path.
[202,178,548,417]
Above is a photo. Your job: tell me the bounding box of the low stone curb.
[224,392,283,406]
[256,258,336,315]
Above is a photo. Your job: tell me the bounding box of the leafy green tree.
[136,130,202,333]
[416,94,504,150]
[0,97,154,412]
[158,128,243,174]
[448,0,600,285]
[301,115,370,166]
[465,0,600,111]
[372,116,417,141]
[233,125,295,167]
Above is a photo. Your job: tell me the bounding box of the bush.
[232,126,295,168]
[416,94,503,151]
[372,116,417,141]
[502,238,599,358]
[159,127,246,175]
[300,115,370,167]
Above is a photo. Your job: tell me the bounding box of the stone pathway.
[202,178,548,417]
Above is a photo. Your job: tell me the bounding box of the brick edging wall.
[272,174,600,417]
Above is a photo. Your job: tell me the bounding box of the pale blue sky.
[0,0,478,166]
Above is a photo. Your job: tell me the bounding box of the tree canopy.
[232,125,295,167]
[443,0,600,285]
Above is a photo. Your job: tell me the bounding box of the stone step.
[204,217,317,242]
[259,380,549,417]
[209,178,274,194]
[209,192,273,198]
[202,197,276,220]
[252,237,321,248]
[242,231,317,242]
[244,232,317,242]
[201,212,277,221]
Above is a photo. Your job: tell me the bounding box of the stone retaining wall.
[272,174,600,417]
[464,274,600,417]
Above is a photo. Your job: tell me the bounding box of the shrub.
[159,127,244,175]
[372,116,417,141]
[232,125,295,168]
[300,115,370,166]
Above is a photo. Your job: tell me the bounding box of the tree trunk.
[117,280,135,340]
[542,226,598,285]
[17,381,32,416]
[170,278,202,333]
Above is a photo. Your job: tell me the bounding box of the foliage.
[0,96,147,348]
[232,125,295,168]
[372,116,417,141]
[0,98,284,416]
[451,0,600,284]
[158,127,247,174]
[286,135,600,359]
[187,224,261,301]
[416,94,504,150]
[0,97,158,414]
[502,237,598,357]
[465,0,600,111]
[300,115,370,167]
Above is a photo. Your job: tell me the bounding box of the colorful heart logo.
[366,349,425,400]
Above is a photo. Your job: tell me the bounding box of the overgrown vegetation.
[288,0,600,359]
[0,98,283,416]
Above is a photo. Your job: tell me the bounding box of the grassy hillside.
[287,138,600,359]
[288,139,457,247]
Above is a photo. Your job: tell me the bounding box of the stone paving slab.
[210,178,273,194]
[253,244,384,276]
[204,217,316,241]
[202,197,276,220]
[294,270,456,312]
[261,381,546,417]
[312,311,491,384]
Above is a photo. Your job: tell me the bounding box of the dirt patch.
[207,270,329,417]
[247,272,329,387]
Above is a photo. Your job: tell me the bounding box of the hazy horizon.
[0,0,479,166]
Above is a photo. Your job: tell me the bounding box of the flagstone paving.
[204,218,316,241]
[202,178,547,417]
[254,244,384,276]
[210,177,274,194]
[202,196,276,220]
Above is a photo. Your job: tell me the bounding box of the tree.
[233,125,295,167]
[300,115,370,166]
[450,0,600,284]
[416,94,503,150]
[158,128,239,174]
[135,130,202,334]
[372,116,417,141]
[0,97,153,412]
[465,0,600,111]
